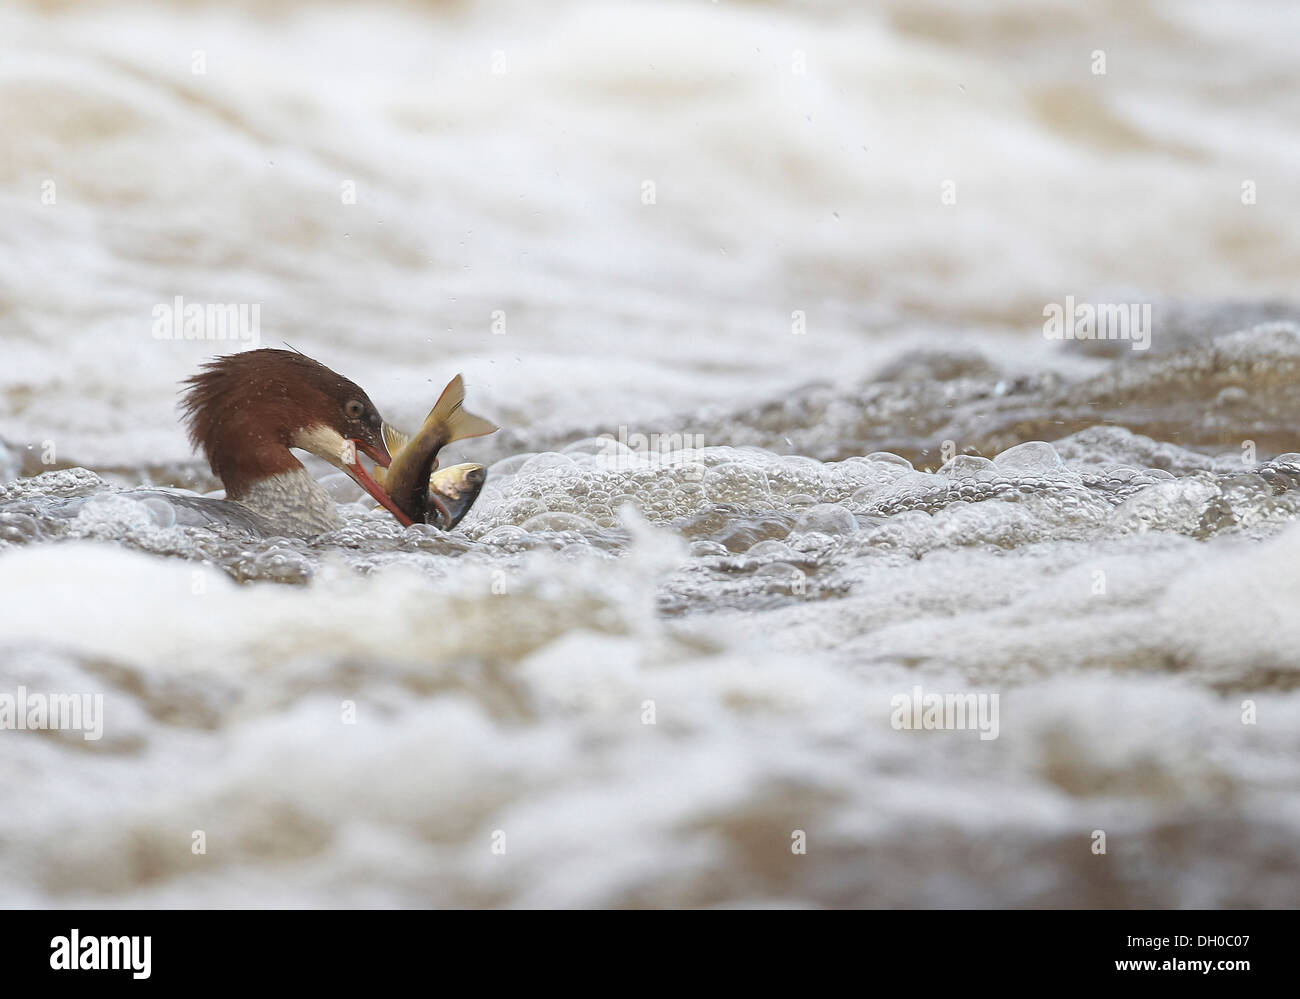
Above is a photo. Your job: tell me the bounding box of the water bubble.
[673,481,708,511]
[550,493,582,514]
[753,561,810,594]
[690,540,728,557]
[827,459,897,496]
[479,524,529,547]
[1113,478,1218,533]
[243,542,312,583]
[521,512,596,533]
[793,503,859,536]
[488,453,539,477]
[519,453,577,477]
[499,497,549,523]
[747,539,799,559]
[75,493,154,530]
[938,454,998,480]
[137,496,177,528]
[557,541,597,561]
[867,452,914,469]
[994,441,1064,473]
[714,516,792,552]
[702,463,772,505]
[764,457,825,499]
[848,484,886,509]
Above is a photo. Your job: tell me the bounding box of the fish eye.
[344,400,365,419]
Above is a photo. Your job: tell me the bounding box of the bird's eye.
[344,400,365,419]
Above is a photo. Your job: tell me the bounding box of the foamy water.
[2,0,1299,907]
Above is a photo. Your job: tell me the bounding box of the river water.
[1,0,1298,907]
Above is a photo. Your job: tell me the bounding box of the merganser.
[176,348,410,536]
[6,351,493,538]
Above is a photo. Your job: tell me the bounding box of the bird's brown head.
[180,348,392,499]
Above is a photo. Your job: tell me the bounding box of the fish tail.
[424,374,498,443]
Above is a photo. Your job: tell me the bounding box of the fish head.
[428,463,488,529]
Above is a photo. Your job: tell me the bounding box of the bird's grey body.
[231,468,344,535]
[33,468,345,538]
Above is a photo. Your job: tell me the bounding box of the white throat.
[289,424,352,471]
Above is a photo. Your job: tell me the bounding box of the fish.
[372,374,497,528]
[427,462,489,530]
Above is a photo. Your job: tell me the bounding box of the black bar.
[0,909,1287,986]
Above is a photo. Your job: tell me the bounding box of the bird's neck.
[234,466,343,536]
